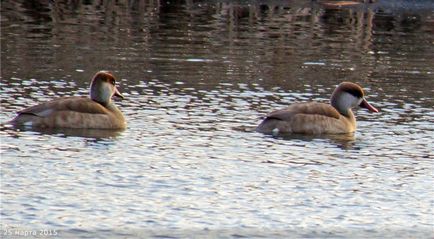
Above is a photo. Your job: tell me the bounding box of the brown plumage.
[256,82,379,135]
[9,71,126,129]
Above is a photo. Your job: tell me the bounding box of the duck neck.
[331,92,355,117]
[92,99,109,107]
[331,94,357,129]
[90,82,112,106]
[105,102,125,119]
[346,109,356,129]
[105,101,119,111]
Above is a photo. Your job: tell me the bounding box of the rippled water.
[1,0,433,238]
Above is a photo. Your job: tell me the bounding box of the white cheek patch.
[339,92,360,109]
[102,84,113,101]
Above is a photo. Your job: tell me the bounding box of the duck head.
[330,82,379,116]
[90,71,124,105]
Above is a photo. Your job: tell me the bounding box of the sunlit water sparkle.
[1,1,433,238]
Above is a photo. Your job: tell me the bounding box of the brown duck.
[9,71,126,129]
[256,82,379,135]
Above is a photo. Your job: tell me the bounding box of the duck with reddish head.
[256,82,379,135]
[9,71,126,129]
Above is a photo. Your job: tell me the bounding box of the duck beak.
[360,98,378,112]
[113,87,125,99]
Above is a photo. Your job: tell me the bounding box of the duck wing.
[18,96,109,117]
[265,102,341,120]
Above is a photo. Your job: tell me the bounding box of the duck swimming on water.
[9,71,126,129]
[256,82,379,135]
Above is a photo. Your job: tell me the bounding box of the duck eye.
[110,79,116,85]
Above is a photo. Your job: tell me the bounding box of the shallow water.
[1,0,433,238]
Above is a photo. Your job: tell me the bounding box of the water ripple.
[1,1,433,237]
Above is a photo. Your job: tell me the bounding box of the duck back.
[10,96,126,129]
[256,102,355,135]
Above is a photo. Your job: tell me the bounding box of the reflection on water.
[270,133,356,149]
[2,125,124,139]
[1,0,433,238]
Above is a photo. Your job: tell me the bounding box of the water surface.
[1,0,433,238]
